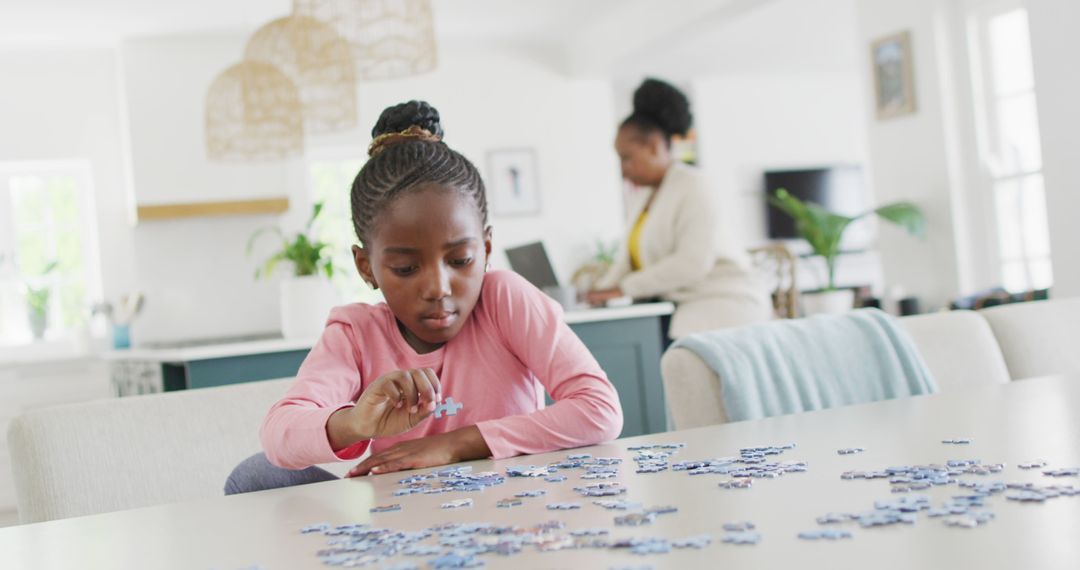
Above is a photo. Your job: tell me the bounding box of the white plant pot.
[801,289,855,317]
[280,276,341,339]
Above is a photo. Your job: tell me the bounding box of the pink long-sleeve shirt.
[260,270,624,469]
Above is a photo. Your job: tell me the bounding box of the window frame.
[964,0,1051,293]
[0,159,104,344]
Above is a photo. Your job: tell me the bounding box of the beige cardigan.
[596,163,770,334]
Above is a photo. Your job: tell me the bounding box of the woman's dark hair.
[351,100,488,243]
[620,78,692,144]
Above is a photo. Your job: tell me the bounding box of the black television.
[764,165,866,239]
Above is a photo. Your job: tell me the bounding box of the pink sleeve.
[475,273,624,459]
[259,321,370,469]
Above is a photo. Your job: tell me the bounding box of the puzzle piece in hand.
[433,397,464,419]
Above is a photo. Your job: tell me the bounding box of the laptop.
[504,241,560,291]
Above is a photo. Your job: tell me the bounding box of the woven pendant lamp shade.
[244,15,357,133]
[292,0,438,80]
[205,61,304,161]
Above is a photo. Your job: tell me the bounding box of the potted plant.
[25,260,59,340]
[769,188,926,316]
[248,202,341,339]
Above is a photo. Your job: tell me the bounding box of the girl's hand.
[346,426,490,477]
[585,288,624,306]
[330,369,442,447]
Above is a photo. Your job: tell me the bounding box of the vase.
[280,276,341,339]
[801,289,854,316]
[27,308,47,340]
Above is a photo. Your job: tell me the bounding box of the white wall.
[1,39,624,344]
[302,42,625,284]
[1028,0,1080,299]
[0,48,136,311]
[854,0,966,311]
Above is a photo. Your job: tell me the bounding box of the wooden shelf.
[136,198,289,221]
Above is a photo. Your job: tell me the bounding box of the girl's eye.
[391,266,418,276]
[450,257,473,268]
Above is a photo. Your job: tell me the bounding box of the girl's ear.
[483,226,494,272]
[352,244,378,290]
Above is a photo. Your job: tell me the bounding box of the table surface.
[3,375,1079,569]
[101,303,675,363]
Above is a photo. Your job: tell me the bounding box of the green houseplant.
[247,202,335,279]
[769,188,926,314]
[25,260,59,340]
[247,202,342,339]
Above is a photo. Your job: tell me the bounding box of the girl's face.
[353,184,492,354]
[614,125,671,188]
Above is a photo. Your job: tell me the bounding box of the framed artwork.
[871,30,917,120]
[487,148,540,216]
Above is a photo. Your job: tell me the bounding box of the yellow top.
[629,209,648,271]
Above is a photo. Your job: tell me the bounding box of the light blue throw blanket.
[671,308,938,422]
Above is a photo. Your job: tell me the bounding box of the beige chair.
[661,310,1012,430]
[980,298,1080,380]
[748,243,798,319]
[6,378,349,524]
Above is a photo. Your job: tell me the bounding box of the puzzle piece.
[672,535,712,549]
[440,498,473,509]
[433,397,464,419]
[798,529,853,540]
[721,531,761,545]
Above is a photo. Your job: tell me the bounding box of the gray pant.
[224,452,338,495]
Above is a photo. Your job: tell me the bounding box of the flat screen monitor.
[764,166,865,239]
[504,241,559,290]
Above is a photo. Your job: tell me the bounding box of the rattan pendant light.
[244,14,357,133]
[205,61,305,161]
[292,0,437,80]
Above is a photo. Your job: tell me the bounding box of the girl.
[226,101,623,494]
[587,78,772,339]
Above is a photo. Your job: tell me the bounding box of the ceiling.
[0,0,859,79]
[0,0,621,47]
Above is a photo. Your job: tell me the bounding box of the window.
[306,153,382,304]
[0,161,102,344]
[968,5,1052,292]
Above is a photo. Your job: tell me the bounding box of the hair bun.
[372,100,444,139]
[632,78,692,137]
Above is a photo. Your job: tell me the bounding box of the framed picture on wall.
[487,148,540,216]
[871,30,917,120]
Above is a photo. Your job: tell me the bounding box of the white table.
[3,375,1079,569]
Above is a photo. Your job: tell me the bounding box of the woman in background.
[587,78,771,339]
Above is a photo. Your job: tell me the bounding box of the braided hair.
[621,78,692,146]
[351,100,488,243]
